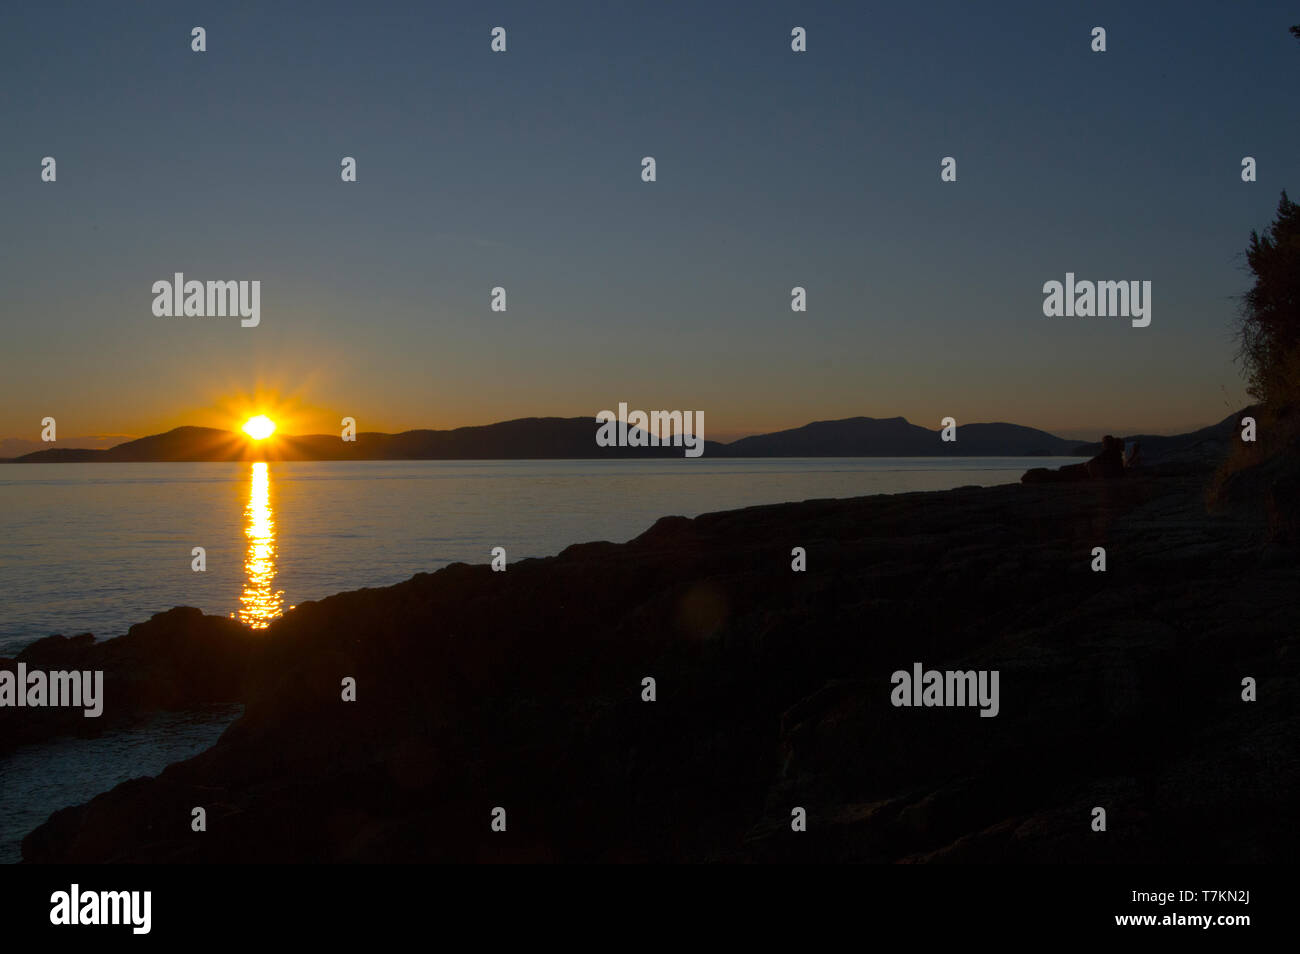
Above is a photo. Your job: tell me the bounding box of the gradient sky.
[1,0,1296,444]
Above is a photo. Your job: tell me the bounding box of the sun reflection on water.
[236,461,284,629]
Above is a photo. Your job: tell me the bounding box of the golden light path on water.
[237,461,284,629]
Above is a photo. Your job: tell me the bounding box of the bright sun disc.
[242,415,276,440]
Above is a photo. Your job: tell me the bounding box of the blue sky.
[1,0,1296,442]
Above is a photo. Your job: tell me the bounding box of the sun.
[242,415,277,440]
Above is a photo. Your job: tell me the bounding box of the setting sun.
[242,415,277,440]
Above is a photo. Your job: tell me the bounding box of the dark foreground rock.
[21,469,1299,863]
[0,608,256,755]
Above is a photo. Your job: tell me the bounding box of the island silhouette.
[0,412,1247,463]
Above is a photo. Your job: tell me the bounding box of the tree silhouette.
[1236,25,1300,404]
[1238,191,1300,404]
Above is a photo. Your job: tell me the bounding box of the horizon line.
[0,406,1249,455]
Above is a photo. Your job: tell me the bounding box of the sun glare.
[242,415,277,440]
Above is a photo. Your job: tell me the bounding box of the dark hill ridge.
[725,416,933,456]
[725,417,1080,457]
[5,418,724,463]
[0,413,1185,463]
[725,416,929,456]
[19,458,1298,863]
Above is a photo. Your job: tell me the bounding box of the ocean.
[0,457,1082,654]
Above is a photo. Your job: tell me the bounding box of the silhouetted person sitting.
[1124,441,1142,470]
[1022,434,1128,484]
[1086,435,1125,479]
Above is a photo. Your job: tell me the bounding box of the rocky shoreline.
[0,610,253,756]
[15,460,1299,862]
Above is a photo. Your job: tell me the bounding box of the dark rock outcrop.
[0,608,256,755]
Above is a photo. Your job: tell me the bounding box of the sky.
[1,0,1297,445]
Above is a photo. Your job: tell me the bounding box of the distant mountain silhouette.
[7,427,250,463]
[0,413,1235,463]
[718,416,1079,457]
[4,418,723,463]
[0,435,126,457]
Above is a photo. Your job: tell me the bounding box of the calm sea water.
[0,458,1079,654]
[0,705,240,864]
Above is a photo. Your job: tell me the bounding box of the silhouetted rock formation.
[0,608,255,755]
[19,460,1297,863]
